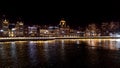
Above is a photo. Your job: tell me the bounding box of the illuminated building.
[0,20,3,36]
[2,19,9,37]
[48,26,59,36]
[39,25,49,37]
[28,26,37,37]
[24,25,29,37]
[9,28,16,37]
[59,18,70,36]
[9,23,16,37]
[40,29,49,37]
[59,18,66,28]
[15,21,24,36]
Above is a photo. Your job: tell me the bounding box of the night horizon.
[0,11,120,27]
[0,0,120,27]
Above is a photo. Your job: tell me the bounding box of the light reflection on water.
[82,39,120,50]
[10,42,18,67]
[44,41,49,61]
[0,39,120,67]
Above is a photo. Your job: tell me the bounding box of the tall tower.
[59,18,66,28]
[2,19,9,37]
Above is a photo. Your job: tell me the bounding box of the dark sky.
[0,0,120,27]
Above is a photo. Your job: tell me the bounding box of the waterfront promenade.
[0,36,119,41]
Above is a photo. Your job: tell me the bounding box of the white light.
[77,31,80,33]
[116,39,120,41]
[49,26,53,29]
[114,33,120,37]
[62,31,64,33]
[0,30,3,32]
[12,28,16,31]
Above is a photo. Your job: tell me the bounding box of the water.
[0,39,120,68]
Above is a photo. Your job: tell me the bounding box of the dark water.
[0,39,120,68]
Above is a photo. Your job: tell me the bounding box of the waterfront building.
[48,26,59,37]
[2,19,9,37]
[28,26,38,37]
[9,28,16,37]
[59,18,71,36]
[15,21,24,36]
[24,25,29,37]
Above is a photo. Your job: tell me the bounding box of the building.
[2,19,9,37]
[9,28,16,37]
[48,26,59,36]
[9,23,16,37]
[28,26,38,37]
[59,18,71,36]
[15,21,24,36]
[59,18,66,28]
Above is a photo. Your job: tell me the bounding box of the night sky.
[0,1,120,27]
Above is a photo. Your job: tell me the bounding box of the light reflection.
[44,41,49,61]
[60,40,65,61]
[76,40,80,44]
[116,41,120,50]
[0,39,120,67]
[28,40,55,45]
[0,42,12,44]
[86,39,98,47]
[59,39,120,50]
[56,39,120,50]
[0,44,4,65]
[0,44,6,60]
[28,41,38,65]
[0,42,12,67]
[116,39,120,41]
[11,42,18,67]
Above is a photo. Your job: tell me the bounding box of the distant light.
[0,30,3,32]
[19,22,23,25]
[116,34,120,37]
[55,26,58,28]
[12,28,16,31]
[61,20,65,22]
[49,26,53,29]
[44,30,48,34]
[116,39,120,41]
[77,31,80,33]
[62,31,64,33]
[111,33,120,37]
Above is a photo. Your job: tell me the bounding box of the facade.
[48,26,59,37]
[15,21,24,36]
[28,26,38,37]
[9,28,16,37]
[59,18,66,28]
[59,19,71,36]
[2,19,9,37]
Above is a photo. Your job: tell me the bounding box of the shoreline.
[0,36,119,41]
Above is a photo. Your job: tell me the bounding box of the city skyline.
[0,18,120,38]
[0,13,120,26]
